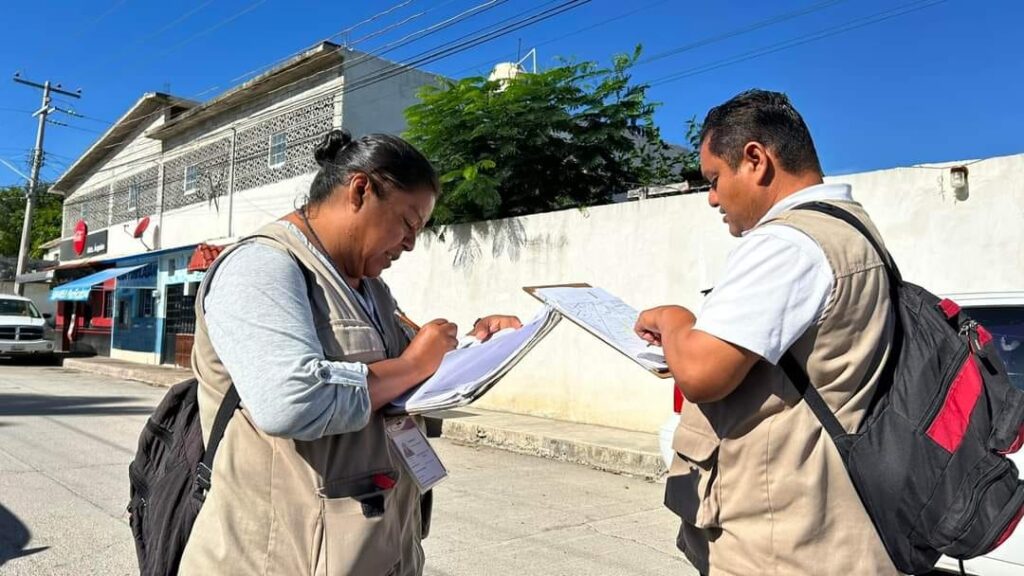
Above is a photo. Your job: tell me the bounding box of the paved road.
[0,361,695,575]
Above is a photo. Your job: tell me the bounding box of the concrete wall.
[825,154,1024,294]
[383,153,1024,433]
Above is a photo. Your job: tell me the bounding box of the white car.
[0,293,56,358]
[658,291,1024,575]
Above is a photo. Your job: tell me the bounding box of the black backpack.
[126,239,317,575]
[782,202,1024,574]
[127,379,239,576]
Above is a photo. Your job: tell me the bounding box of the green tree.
[0,184,63,258]
[681,116,703,177]
[405,46,680,225]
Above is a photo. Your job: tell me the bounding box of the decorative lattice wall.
[110,166,159,225]
[63,186,112,236]
[233,94,335,193]
[162,138,231,212]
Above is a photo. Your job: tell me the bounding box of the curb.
[435,409,667,480]
[62,358,192,388]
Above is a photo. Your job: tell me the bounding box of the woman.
[179,129,521,575]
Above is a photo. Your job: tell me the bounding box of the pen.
[394,309,421,333]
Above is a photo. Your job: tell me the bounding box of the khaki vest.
[179,222,427,576]
[666,201,901,575]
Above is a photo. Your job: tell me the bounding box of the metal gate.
[162,283,197,366]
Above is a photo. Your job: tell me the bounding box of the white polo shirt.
[693,183,854,364]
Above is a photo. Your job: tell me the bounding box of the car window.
[965,305,1024,391]
[0,299,40,318]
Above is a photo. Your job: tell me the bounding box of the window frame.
[126,183,140,211]
[183,164,200,195]
[268,132,287,169]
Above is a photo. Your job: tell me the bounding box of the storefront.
[50,265,146,356]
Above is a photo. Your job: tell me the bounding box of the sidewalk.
[61,356,667,479]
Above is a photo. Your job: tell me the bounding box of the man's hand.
[470,315,523,341]
[634,305,697,346]
[636,305,759,404]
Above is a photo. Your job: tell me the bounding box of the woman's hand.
[469,315,523,341]
[367,319,457,411]
[402,319,458,377]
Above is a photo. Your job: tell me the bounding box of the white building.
[41,42,437,364]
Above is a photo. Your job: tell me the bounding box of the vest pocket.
[311,473,403,576]
[665,422,722,529]
[321,319,385,364]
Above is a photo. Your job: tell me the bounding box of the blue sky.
[0,0,1020,187]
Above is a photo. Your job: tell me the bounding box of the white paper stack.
[387,307,561,415]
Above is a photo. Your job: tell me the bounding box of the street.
[0,362,695,576]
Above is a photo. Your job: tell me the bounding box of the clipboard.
[524,283,672,379]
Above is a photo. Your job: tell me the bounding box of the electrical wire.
[647,0,947,87]
[52,0,587,180]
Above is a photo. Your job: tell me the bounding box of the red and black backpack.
[782,202,1024,574]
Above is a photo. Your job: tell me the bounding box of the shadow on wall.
[423,216,568,270]
[0,503,48,567]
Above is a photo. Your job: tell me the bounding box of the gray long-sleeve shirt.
[204,223,372,441]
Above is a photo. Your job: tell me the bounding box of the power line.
[154,0,270,61]
[49,0,520,174]
[37,0,130,61]
[198,0,442,98]
[57,0,506,151]
[648,0,947,87]
[76,0,220,76]
[342,0,593,96]
[639,0,851,67]
[10,74,81,294]
[53,0,592,184]
[449,0,673,78]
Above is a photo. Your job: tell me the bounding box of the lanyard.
[296,208,392,354]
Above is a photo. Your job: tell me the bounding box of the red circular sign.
[73,220,88,255]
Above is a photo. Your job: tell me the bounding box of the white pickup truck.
[0,293,56,358]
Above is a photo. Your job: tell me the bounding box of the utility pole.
[11,73,80,295]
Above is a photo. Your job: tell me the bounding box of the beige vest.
[179,222,426,576]
[666,201,900,575]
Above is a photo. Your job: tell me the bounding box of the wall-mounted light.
[950,165,969,190]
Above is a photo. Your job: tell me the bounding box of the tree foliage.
[405,46,681,225]
[0,184,63,259]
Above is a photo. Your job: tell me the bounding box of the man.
[635,90,898,575]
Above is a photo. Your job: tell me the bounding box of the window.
[118,300,131,327]
[268,132,287,168]
[0,299,40,318]
[184,164,200,194]
[964,306,1024,391]
[103,291,114,318]
[127,184,140,211]
[137,292,155,318]
[167,257,177,276]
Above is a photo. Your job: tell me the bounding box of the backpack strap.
[196,385,240,496]
[791,201,903,285]
[780,201,904,459]
[194,232,318,499]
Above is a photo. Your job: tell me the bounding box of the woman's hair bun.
[314,129,354,168]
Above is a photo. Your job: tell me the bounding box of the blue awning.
[50,265,147,302]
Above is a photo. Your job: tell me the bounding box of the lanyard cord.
[296,207,389,346]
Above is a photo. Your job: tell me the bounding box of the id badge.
[385,416,448,493]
